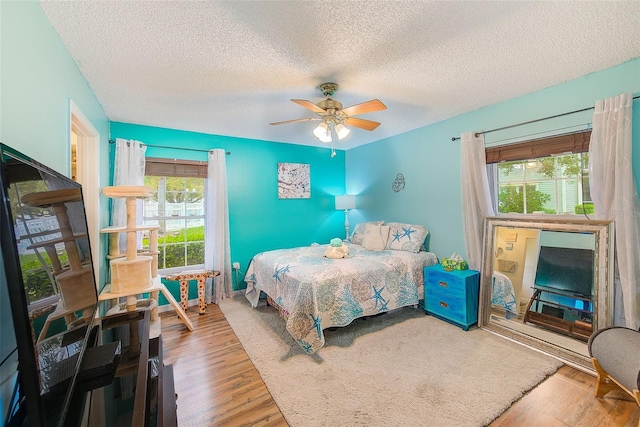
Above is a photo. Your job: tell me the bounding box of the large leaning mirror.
[479,216,614,372]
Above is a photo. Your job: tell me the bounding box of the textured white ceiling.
[39,1,640,150]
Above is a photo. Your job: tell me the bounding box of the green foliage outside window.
[143,224,206,270]
[497,153,589,215]
[498,185,553,214]
[24,269,56,302]
[159,242,205,269]
[144,225,204,245]
[19,252,65,304]
[498,154,588,180]
[575,203,595,215]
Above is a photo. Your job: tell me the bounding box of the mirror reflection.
[1,144,101,425]
[479,217,614,372]
[6,168,97,342]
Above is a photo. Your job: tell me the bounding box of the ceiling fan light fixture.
[313,122,332,142]
[271,82,386,153]
[335,123,350,140]
[319,133,332,143]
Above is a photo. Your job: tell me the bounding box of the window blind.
[485,130,591,164]
[145,157,207,178]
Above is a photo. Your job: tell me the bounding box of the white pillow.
[385,222,429,253]
[361,224,390,251]
[350,221,384,245]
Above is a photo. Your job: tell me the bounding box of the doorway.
[70,100,100,284]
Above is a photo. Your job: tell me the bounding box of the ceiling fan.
[270,82,387,144]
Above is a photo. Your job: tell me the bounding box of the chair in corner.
[587,326,640,405]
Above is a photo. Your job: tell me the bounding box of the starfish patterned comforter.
[244,243,438,353]
[492,271,518,318]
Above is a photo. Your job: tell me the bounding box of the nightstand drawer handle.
[438,281,449,288]
[439,301,449,309]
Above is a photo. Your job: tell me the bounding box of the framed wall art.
[278,162,310,199]
[505,231,518,242]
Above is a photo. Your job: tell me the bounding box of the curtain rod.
[108,139,230,155]
[451,94,640,142]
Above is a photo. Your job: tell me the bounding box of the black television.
[534,245,595,298]
[1,253,21,425]
[0,143,101,426]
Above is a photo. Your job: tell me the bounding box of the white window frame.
[143,174,206,275]
[487,130,592,217]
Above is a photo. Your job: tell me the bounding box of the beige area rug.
[219,297,563,427]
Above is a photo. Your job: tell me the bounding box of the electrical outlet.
[232,262,240,270]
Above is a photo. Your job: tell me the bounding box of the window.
[7,180,59,305]
[142,158,207,273]
[487,130,592,215]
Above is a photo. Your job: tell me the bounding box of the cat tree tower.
[99,186,193,331]
[21,188,97,341]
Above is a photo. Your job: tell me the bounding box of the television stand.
[523,287,594,342]
[88,309,177,426]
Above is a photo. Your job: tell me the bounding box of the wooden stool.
[165,270,220,314]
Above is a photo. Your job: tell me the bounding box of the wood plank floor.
[160,305,640,427]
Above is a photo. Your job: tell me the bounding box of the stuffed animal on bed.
[324,238,349,259]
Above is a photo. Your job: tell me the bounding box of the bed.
[244,230,437,353]
[491,271,519,318]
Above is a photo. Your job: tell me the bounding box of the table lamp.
[335,195,356,240]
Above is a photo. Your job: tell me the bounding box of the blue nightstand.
[424,264,480,331]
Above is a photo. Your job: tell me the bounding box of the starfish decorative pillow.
[385,222,429,253]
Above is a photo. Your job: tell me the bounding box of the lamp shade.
[335,123,350,140]
[313,122,332,142]
[319,132,332,143]
[335,195,356,210]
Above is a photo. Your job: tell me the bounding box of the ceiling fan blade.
[269,117,320,126]
[342,99,387,117]
[291,99,326,114]
[345,117,381,131]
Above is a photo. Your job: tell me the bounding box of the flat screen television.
[0,143,100,426]
[534,245,595,298]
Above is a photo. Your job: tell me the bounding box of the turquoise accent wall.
[110,122,348,290]
[0,1,111,287]
[346,59,640,261]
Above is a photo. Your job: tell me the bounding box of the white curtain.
[589,92,640,330]
[205,149,232,304]
[461,131,496,271]
[111,139,146,251]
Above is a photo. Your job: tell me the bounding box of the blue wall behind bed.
[110,122,348,291]
[345,59,640,262]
